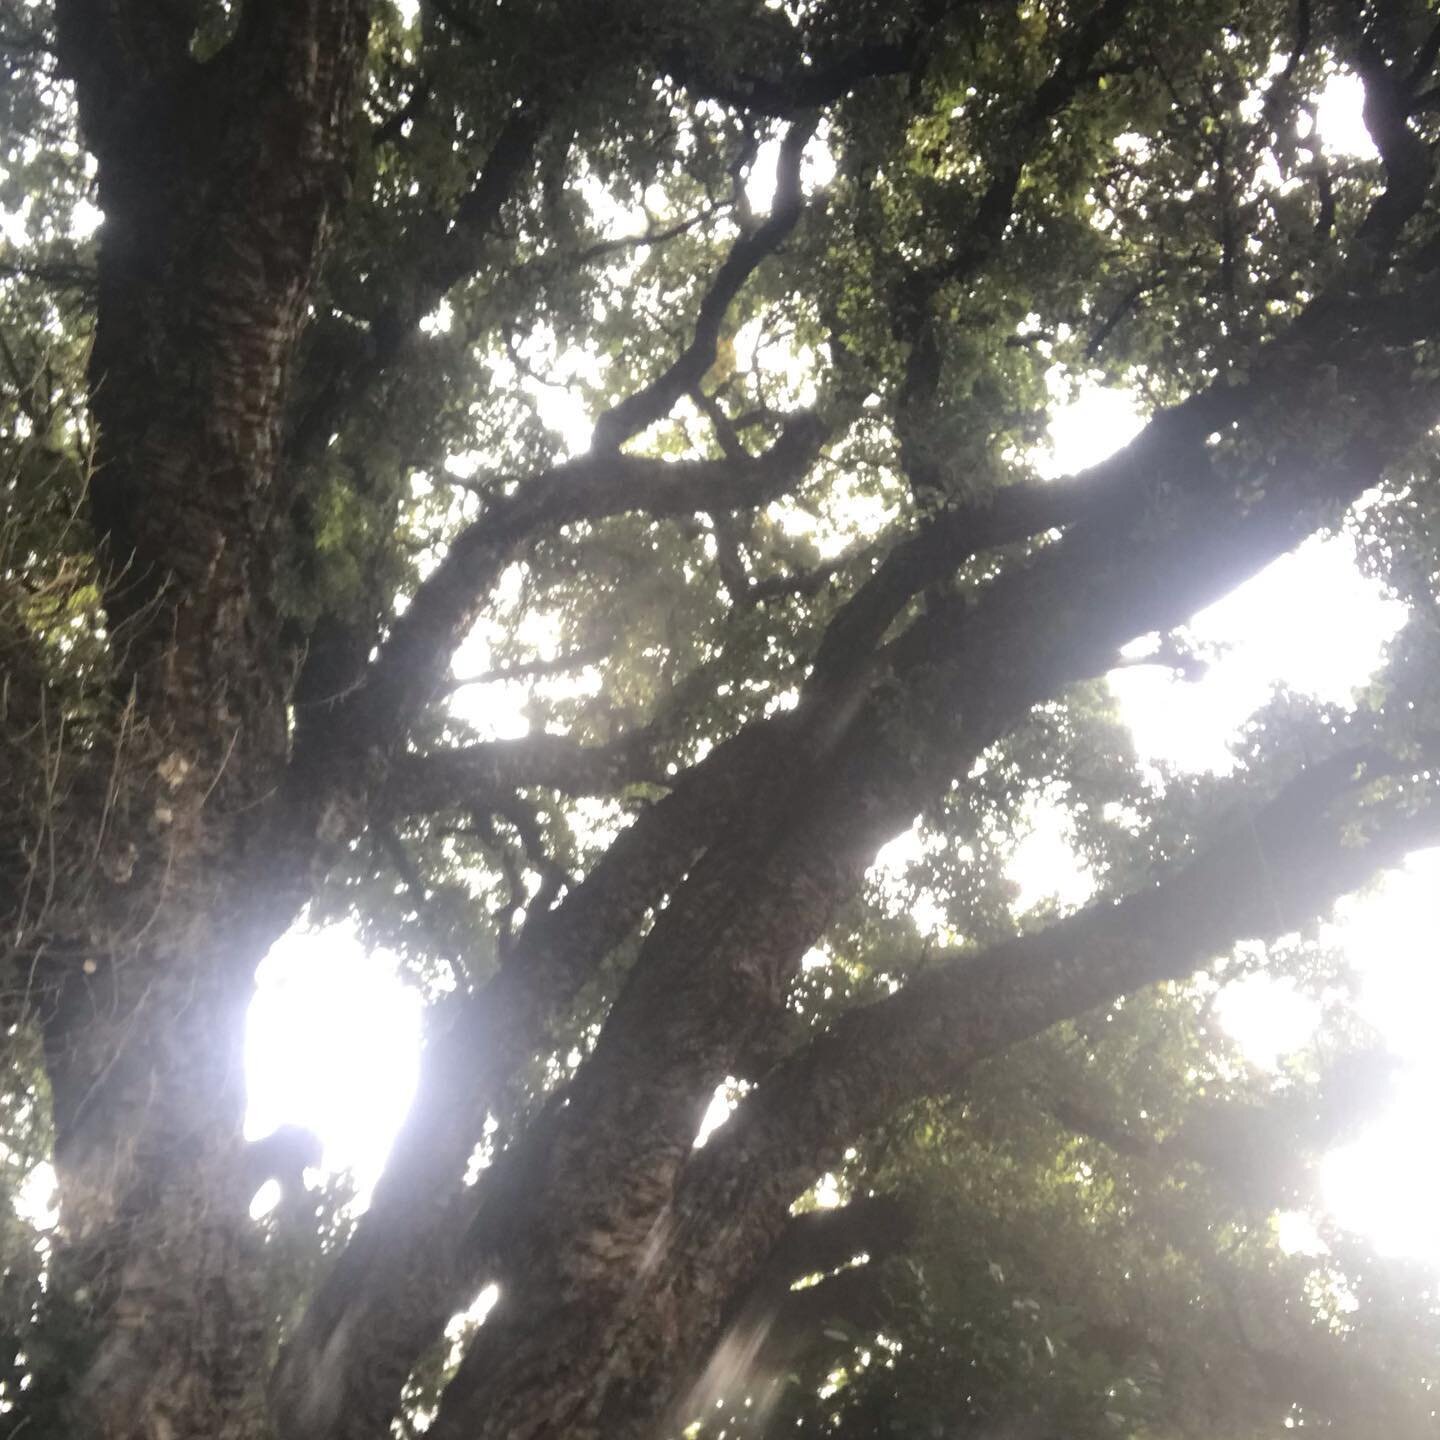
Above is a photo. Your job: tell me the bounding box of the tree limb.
[294,409,827,769]
[414,250,1440,1440]
[666,38,920,118]
[272,718,790,1440]
[287,100,551,471]
[382,733,663,817]
[443,643,608,692]
[649,755,1440,1399]
[591,116,817,454]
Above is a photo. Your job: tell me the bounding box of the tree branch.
[272,717,791,1440]
[382,733,662,817]
[890,0,1136,495]
[1350,23,1434,253]
[648,756,1440,1396]
[443,643,608,692]
[665,38,921,118]
[1038,1062,1385,1210]
[287,101,551,471]
[700,748,1417,1174]
[802,469,1107,703]
[591,117,817,454]
[278,19,1440,1433]
[294,409,827,768]
[812,209,1440,715]
[414,250,1440,1440]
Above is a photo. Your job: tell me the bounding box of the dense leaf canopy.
[0,1,1439,1438]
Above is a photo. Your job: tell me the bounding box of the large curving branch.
[278,21,1440,1438]
[271,717,792,1440]
[644,755,1440,1413]
[685,752,1433,1185]
[291,409,827,771]
[421,743,1440,1440]
[415,245,1440,1440]
[809,198,1440,715]
[817,1,1438,709]
[382,733,663,818]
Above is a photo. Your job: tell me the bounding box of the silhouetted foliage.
[0,2,1438,1437]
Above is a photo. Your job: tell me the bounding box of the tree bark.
[36,5,372,1437]
[430,754,1440,1440]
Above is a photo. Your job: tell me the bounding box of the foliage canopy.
[0,1,1439,1437]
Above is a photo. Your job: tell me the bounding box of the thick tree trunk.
[33,5,372,1437]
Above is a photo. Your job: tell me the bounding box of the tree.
[0,0,1438,1436]
[676,983,1440,1440]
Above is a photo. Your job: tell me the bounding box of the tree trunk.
[34,5,372,1436]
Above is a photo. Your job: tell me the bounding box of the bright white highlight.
[1038,381,1145,479]
[448,1282,501,1337]
[1110,533,1406,774]
[1314,70,1380,161]
[1009,793,1095,913]
[744,126,837,213]
[1213,975,1322,1071]
[1321,852,1440,1262]
[246,922,422,1203]
[694,1088,736,1148]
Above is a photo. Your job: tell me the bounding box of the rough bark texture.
[4,4,1439,1440]
[38,4,372,1437]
